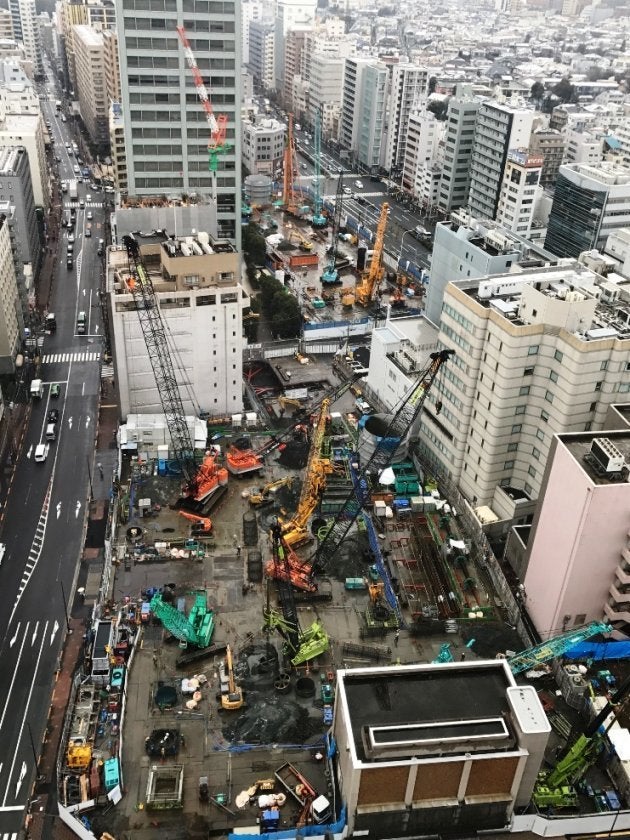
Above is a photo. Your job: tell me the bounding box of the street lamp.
[398,228,418,273]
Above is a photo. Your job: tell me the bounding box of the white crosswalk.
[42,351,101,364]
[63,201,103,209]
[322,192,384,200]
[101,363,114,378]
[1,832,19,840]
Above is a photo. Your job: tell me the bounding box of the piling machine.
[353,203,389,308]
[321,172,345,286]
[311,108,327,228]
[263,523,329,666]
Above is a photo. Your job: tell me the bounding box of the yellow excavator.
[249,476,295,507]
[354,203,389,307]
[219,645,244,711]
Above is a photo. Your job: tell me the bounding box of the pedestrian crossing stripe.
[322,192,384,200]
[1,833,19,840]
[42,351,102,363]
[101,364,114,378]
[63,202,103,209]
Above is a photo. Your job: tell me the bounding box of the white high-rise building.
[401,109,442,198]
[274,0,316,94]
[382,64,428,174]
[241,0,263,66]
[308,53,344,137]
[437,85,480,214]
[10,0,42,77]
[339,56,387,171]
[115,0,241,246]
[249,20,275,92]
[496,149,542,237]
[467,100,534,221]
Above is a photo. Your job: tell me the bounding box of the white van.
[34,443,47,462]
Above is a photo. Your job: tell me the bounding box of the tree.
[428,76,437,95]
[270,293,301,339]
[530,81,545,102]
[242,222,266,268]
[427,99,449,120]
[552,77,576,104]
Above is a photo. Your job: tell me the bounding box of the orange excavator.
[179,511,213,533]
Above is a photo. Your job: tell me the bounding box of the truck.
[288,252,319,269]
[68,180,78,201]
[30,379,44,399]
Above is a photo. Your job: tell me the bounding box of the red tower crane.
[177,25,228,235]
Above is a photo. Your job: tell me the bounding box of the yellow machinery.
[67,738,92,770]
[354,203,389,307]
[278,395,305,413]
[249,476,295,507]
[219,645,244,711]
[289,230,313,252]
[281,399,334,547]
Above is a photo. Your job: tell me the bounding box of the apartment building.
[115,0,241,246]
[248,20,275,92]
[282,27,309,113]
[437,85,480,214]
[0,9,13,40]
[0,112,48,208]
[529,128,564,187]
[426,215,556,326]
[495,149,542,237]
[382,63,428,175]
[339,56,387,171]
[9,0,41,77]
[467,100,535,221]
[0,146,40,315]
[109,101,127,193]
[58,0,115,93]
[523,430,630,639]
[308,52,344,138]
[241,0,263,65]
[73,26,108,149]
[103,30,121,105]
[274,0,316,94]
[0,213,21,372]
[419,262,630,517]
[242,118,284,176]
[563,128,604,166]
[545,163,630,259]
[107,232,246,419]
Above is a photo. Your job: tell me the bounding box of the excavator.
[178,510,212,533]
[180,448,229,508]
[219,645,244,711]
[265,532,316,592]
[353,203,389,308]
[248,476,295,507]
[533,670,630,809]
[263,523,328,666]
[279,397,334,547]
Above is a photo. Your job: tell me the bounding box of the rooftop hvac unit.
[191,241,203,256]
[589,437,625,473]
[180,243,191,257]
[198,231,210,246]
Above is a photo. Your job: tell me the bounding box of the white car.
[0,543,5,565]
[34,443,48,462]
[87,210,93,220]
[68,232,75,243]
[343,186,352,195]
[86,194,92,202]
[355,180,364,189]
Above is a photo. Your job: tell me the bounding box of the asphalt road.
[0,79,105,834]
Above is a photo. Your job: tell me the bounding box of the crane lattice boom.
[176,25,227,148]
[123,235,197,489]
[355,203,389,306]
[313,349,454,571]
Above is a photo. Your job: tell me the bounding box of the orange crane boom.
[355,203,389,307]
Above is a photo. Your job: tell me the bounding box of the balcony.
[604,601,630,624]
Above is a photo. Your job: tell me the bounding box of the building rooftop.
[0,145,22,172]
[338,660,526,764]
[559,430,630,486]
[560,162,630,187]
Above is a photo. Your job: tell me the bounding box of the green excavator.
[150,590,215,649]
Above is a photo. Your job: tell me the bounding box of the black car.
[47,408,59,423]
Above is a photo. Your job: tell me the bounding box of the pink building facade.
[523,431,630,640]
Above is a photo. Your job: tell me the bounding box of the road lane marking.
[2,620,49,806]
[0,622,29,730]
[9,623,20,648]
[31,622,39,646]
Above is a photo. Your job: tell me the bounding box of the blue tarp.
[564,641,630,660]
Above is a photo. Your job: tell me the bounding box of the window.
[519,385,530,396]
[524,366,534,376]
[595,381,603,391]
[585,422,592,431]
[504,460,515,470]
[601,360,608,371]
[515,405,526,415]
[549,370,558,383]
[528,345,539,356]
[528,465,536,478]
[574,613,586,626]
[590,401,597,412]
[536,429,545,442]
[511,424,522,434]
[507,442,518,452]
[541,410,549,422]
[524,482,533,495]
[545,390,554,403]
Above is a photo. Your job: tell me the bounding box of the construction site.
[54,84,630,840]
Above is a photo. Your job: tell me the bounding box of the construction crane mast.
[281,398,333,547]
[311,108,326,227]
[313,349,454,572]
[177,25,228,238]
[321,171,344,285]
[123,235,198,491]
[354,202,389,307]
[283,114,299,216]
